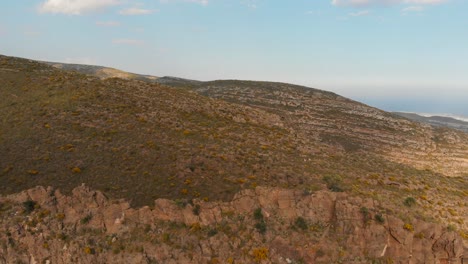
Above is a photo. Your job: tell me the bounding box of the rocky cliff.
[0,185,466,263]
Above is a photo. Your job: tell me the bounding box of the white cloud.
[401,5,424,12]
[188,0,208,4]
[331,0,447,7]
[160,0,208,5]
[404,0,446,4]
[112,39,145,46]
[242,0,259,9]
[96,21,120,27]
[39,0,120,15]
[349,10,371,16]
[119,8,158,15]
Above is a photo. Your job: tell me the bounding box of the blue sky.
[1,0,467,116]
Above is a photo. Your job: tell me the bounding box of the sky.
[1,0,467,116]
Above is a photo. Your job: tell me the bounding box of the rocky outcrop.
[1,185,466,263]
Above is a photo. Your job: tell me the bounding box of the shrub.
[81,214,92,224]
[295,217,308,230]
[84,246,95,254]
[175,199,188,208]
[322,175,344,192]
[55,213,65,220]
[192,204,201,216]
[207,229,218,237]
[23,200,37,214]
[252,247,268,262]
[415,232,425,239]
[447,224,456,232]
[460,231,468,239]
[253,208,263,221]
[374,213,385,224]
[255,221,267,234]
[403,223,414,232]
[403,197,416,207]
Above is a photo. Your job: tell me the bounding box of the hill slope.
[157,78,468,178]
[43,61,159,82]
[0,55,467,242]
[394,112,468,133]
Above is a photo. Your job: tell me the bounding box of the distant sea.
[354,97,468,121]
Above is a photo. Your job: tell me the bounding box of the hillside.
[393,112,468,133]
[0,54,467,263]
[43,61,159,83]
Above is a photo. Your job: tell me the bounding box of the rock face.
[1,185,466,263]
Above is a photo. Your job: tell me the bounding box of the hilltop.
[0,54,467,263]
[43,61,159,83]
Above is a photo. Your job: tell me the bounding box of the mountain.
[0,54,467,263]
[393,112,468,133]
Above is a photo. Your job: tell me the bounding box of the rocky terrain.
[0,54,467,262]
[0,185,466,263]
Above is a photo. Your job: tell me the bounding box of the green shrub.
[81,214,92,224]
[294,217,308,230]
[360,207,371,224]
[23,200,36,214]
[207,229,218,237]
[322,175,344,192]
[447,224,457,232]
[403,197,416,207]
[374,213,385,224]
[255,221,267,234]
[253,208,263,221]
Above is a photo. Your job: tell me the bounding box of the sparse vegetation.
[252,247,268,262]
[374,213,385,224]
[0,54,466,263]
[403,223,414,232]
[403,197,416,207]
[294,217,308,230]
[192,204,201,215]
[81,214,92,224]
[253,208,263,221]
[322,175,344,192]
[253,208,267,234]
[22,200,37,214]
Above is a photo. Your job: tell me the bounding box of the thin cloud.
[188,0,208,4]
[331,0,447,7]
[38,0,120,15]
[160,0,209,5]
[112,39,145,46]
[401,5,424,12]
[96,21,121,27]
[349,10,371,16]
[242,0,259,9]
[119,8,158,15]
[404,0,447,4]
